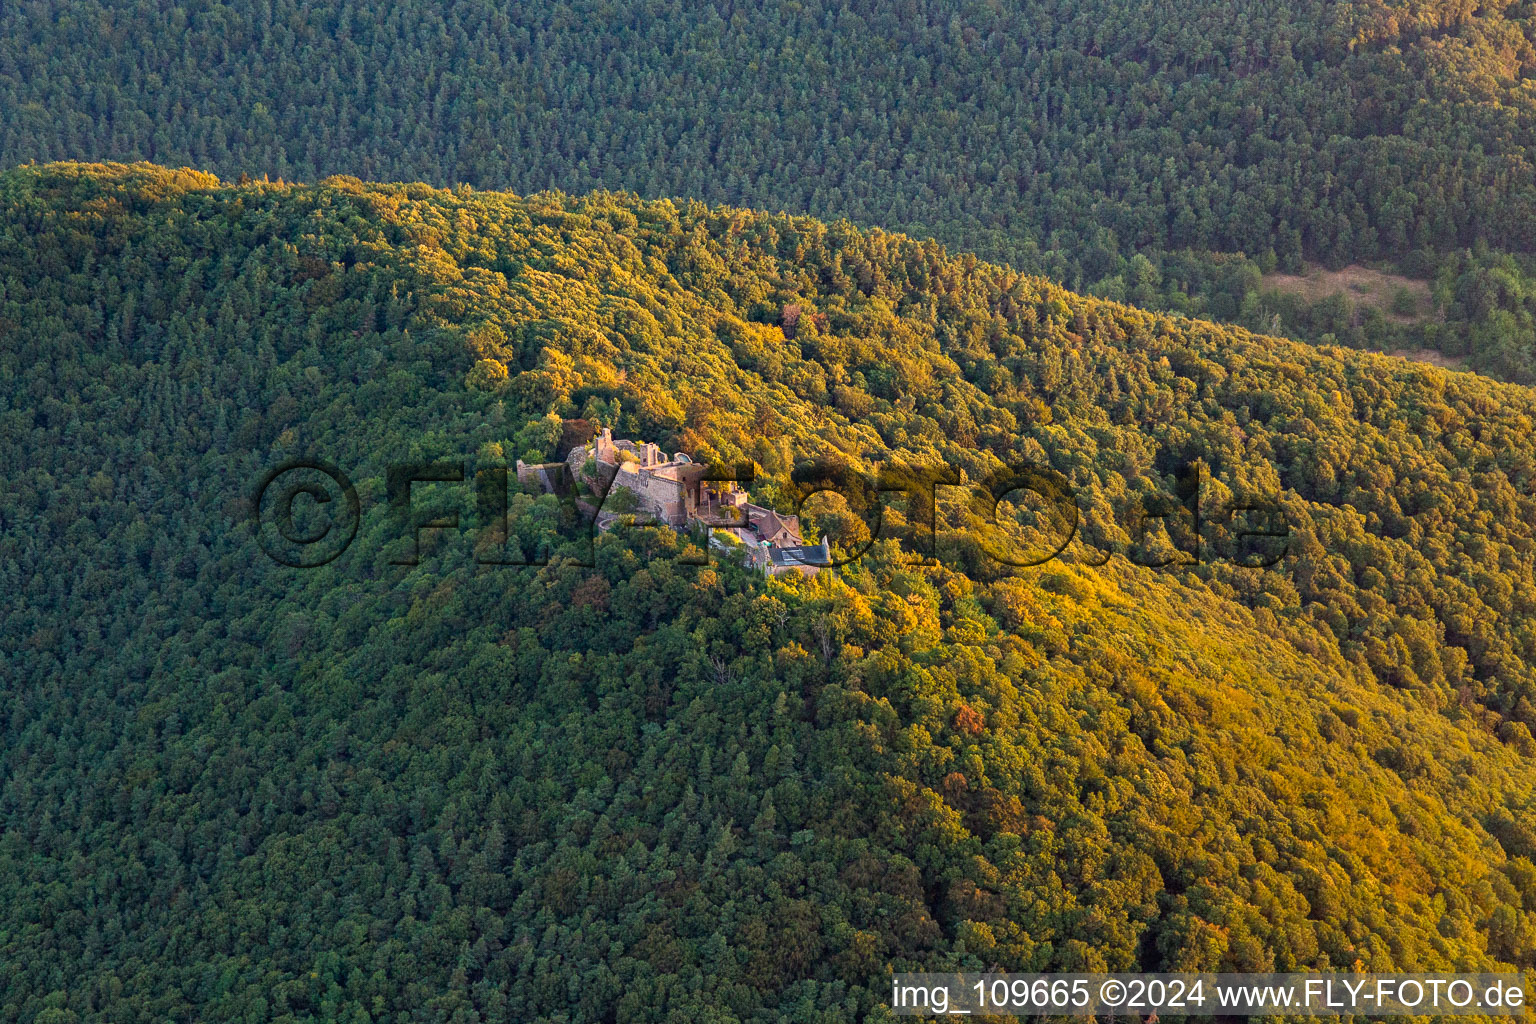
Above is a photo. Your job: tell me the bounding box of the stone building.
[560,426,827,576]
[732,536,831,577]
[567,427,705,527]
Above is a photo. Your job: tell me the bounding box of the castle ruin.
[527,427,828,576]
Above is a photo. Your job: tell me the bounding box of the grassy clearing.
[1264,263,1433,323]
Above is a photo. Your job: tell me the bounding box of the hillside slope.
[15,0,1536,379]
[9,0,1536,263]
[4,163,1536,1021]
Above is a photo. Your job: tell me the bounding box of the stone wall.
[613,463,687,525]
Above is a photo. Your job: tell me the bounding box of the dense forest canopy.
[4,163,1536,1020]
[10,0,1536,377]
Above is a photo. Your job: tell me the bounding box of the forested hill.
[5,162,1536,1020]
[8,0,1536,366]
[8,0,1535,265]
